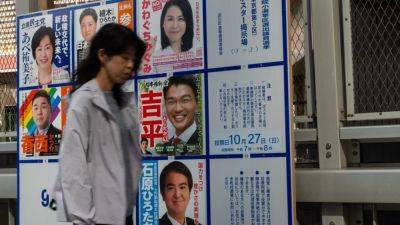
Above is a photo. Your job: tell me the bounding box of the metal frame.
[294,128,317,142]
[0,142,16,153]
[293,0,315,124]
[302,0,315,122]
[340,125,400,141]
[296,168,400,203]
[0,168,16,199]
[342,0,400,121]
[312,0,346,170]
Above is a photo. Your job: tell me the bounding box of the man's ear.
[161,193,166,201]
[97,49,108,64]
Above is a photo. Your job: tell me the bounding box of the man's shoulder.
[186,217,201,225]
[158,213,172,225]
[47,124,61,135]
[186,128,199,145]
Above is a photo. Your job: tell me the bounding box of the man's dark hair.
[31,26,56,60]
[160,161,193,196]
[163,75,198,102]
[79,8,98,24]
[141,138,148,144]
[32,90,51,106]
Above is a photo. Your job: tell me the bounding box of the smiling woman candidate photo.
[31,26,70,85]
[159,0,194,53]
[151,0,194,57]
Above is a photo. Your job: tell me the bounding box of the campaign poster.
[19,86,71,160]
[208,66,285,155]
[139,159,207,225]
[18,14,71,87]
[74,1,133,69]
[138,0,204,75]
[138,74,204,156]
[210,158,289,225]
[206,0,283,68]
[19,163,64,225]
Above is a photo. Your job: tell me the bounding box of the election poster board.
[17,0,294,225]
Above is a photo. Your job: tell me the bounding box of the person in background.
[53,23,146,225]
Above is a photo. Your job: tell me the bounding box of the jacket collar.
[78,79,134,120]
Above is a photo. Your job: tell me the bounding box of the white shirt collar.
[167,213,186,225]
[173,122,196,143]
[35,124,50,135]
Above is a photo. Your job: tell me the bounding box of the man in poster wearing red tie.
[159,75,199,155]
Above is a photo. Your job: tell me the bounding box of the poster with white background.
[206,0,283,68]
[210,157,288,225]
[19,163,66,225]
[208,66,286,155]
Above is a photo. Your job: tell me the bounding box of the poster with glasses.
[137,0,204,75]
[137,74,204,156]
[18,13,71,87]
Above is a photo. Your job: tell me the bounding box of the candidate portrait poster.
[19,86,71,160]
[74,0,133,69]
[139,159,207,225]
[138,0,204,75]
[137,74,204,156]
[206,0,283,68]
[18,13,71,88]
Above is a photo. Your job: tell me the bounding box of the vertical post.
[311,0,347,224]
[322,204,346,225]
[8,200,14,225]
[311,0,346,169]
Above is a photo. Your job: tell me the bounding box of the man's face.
[32,96,51,130]
[165,84,197,136]
[162,172,190,218]
[80,15,97,42]
[141,140,148,152]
